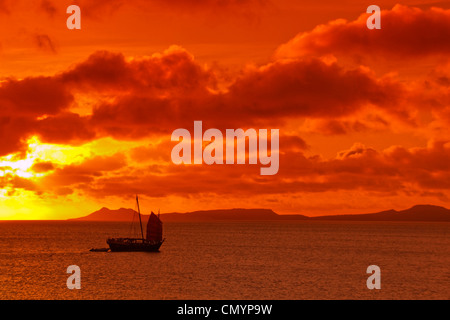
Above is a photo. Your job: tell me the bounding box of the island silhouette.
[70,204,450,222]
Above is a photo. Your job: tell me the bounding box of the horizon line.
[0,204,446,221]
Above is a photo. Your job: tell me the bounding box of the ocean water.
[0,220,448,300]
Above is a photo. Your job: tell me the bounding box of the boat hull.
[107,238,164,252]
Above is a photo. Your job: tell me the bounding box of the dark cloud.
[315,119,368,135]
[0,0,10,14]
[31,161,55,173]
[0,115,35,156]
[276,5,450,60]
[226,58,405,121]
[33,33,57,54]
[61,48,216,95]
[78,53,407,139]
[36,112,96,145]
[0,76,72,116]
[39,0,57,17]
[0,45,410,157]
[1,174,38,193]
[0,76,73,156]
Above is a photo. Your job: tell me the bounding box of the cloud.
[39,153,127,189]
[80,53,407,139]
[69,0,125,18]
[25,139,450,201]
[150,0,269,18]
[314,119,369,135]
[33,33,57,54]
[61,47,216,95]
[337,143,377,159]
[0,76,73,156]
[0,116,35,156]
[39,0,56,17]
[152,0,267,8]
[226,58,405,121]
[275,5,450,60]
[130,141,174,163]
[1,174,38,193]
[0,77,72,116]
[0,0,10,14]
[281,135,309,151]
[0,44,412,158]
[31,161,55,173]
[0,47,214,156]
[36,112,96,145]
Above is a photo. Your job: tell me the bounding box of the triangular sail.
[146,211,163,242]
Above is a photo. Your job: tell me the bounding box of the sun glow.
[0,136,91,179]
[0,189,100,220]
[0,135,155,219]
[0,156,35,178]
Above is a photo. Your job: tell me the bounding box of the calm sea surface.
[0,221,448,300]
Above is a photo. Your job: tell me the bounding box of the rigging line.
[128,200,137,237]
[136,195,145,240]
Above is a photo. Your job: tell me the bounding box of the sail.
[146,211,163,242]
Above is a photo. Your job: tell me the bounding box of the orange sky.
[1,0,450,219]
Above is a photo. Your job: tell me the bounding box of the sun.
[0,135,100,179]
[0,136,60,179]
[0,135,146,219]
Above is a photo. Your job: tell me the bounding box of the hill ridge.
[70,204,450,222]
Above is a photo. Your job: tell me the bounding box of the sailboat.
[107,195,164,252]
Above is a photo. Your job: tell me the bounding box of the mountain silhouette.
[74,207,140,221]
[70,204,450,222]
[310,205,450,221]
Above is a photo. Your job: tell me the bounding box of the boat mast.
[136,195,144,240]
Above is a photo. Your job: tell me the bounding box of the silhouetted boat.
[107,195,164,252]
